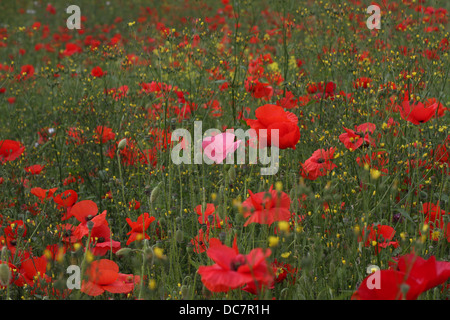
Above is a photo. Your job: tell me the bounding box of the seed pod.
[0,263,11,287]
[86,220,94,231]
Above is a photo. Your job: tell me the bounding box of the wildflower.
[398,100,438,125]
[125,212,156,246]
[81,259,140,296]
[246,104,300,150]
[0,140,25,164]
[339,123,376,151]
[300,147,337,180]
[197,238,273,292]
[241,185,292,227]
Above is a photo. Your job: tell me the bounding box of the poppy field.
[0,0,449,301]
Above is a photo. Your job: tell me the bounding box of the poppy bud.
[228,165,236,182]
[1,247,7,261]
[0,263,11,286]
[150,182,162,204]
[118,138,127,150]
[116,248,132,257]
[181,285,190,299]
[144,247,154,262]
[175,229,184,243]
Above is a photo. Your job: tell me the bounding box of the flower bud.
[228,166,236,182]
[150,182,162,204]
[175,229,184,243]
[181,285,190,299]
[116,248,132,257]
[117,138,127,150]
[0,263,11,287]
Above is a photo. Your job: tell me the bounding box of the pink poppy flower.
[202,132,242,164]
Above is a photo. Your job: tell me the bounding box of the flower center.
[230,254,246,271]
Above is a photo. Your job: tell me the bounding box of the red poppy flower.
[125,212,156,246]
[191,228,210,254]
[71,200,108,240]
[31,187,58,202]
[392,252,450,293]
[91,66,106,78]
[339,123,376,151]
[128,199,141,211]
[307,81,336,100]
[81,259,140,296]
[94,126,115,144]
[352,269,423,300]
[421,202,449,241]
[356,151,389,175]
[57,223,79,246]
[53,189,78,220]
[62,42,82,57]
[15,253,51,287]
[46,4,56,14]
[425,98,447,118]
[16,64,35,81]
[354,253,450,300]
[66,127,85,145]
[246,104,300,150]
[24,164,44,175]
[197,239,273,292]
[245,77,273,100]
[241,185,292,227]
[88,223,121,256]
[360,224,399,253]
[3,220,27,242]
[398,100,438,125]
[273,259,298,284]
[0,140,25,163]
[300,147,337,180]
[276,91,298,109]
[105,85,129,101]
[353,77,372,89]
[195,203,225,229]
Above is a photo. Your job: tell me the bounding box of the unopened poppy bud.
[144,247,154,261]
[116,248,132,257]
[150,182,162,204]
[181,285,190,299]
[175,229,184,243]
[0,263,11,286]
[228,166,236,182]
[1,247,7,261]
[118,138,127,150]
